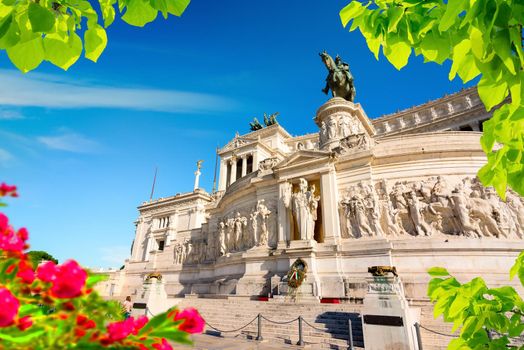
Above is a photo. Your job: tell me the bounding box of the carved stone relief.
[339,177,524,239]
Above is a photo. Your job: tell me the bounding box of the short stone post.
[256,313,263,341]
[297,316,304,346]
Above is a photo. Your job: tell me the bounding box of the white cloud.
[0,148,13,167]
[37,132,101,153]
[0,108,24,120]
[98,246,130,268]
[0,69,233,113]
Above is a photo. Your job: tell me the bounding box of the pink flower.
[37,260,88,298]
[17,260,35,284]
[0,214,27,253]
[152,338,173,350]
[36,261,58,282]
[50,260,87,298]
[172,308,205,334]
[0,288,19,327]
[17,316,32,331]
[133,315,148,334]
[0,183,17,197]
[107,318,135,342]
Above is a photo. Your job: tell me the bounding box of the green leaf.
[428,267,450,277]
[28,3,55,33]
[469,26,484,59]
[449,38,471,80]
[383,35,411,70]
[478,73,508,111]
[122,0,158,27]
[448,294,469,319]
[492,29,516,75]
[6,37,44,72]
[44,33,82,70]
[456,54,480,83]
[86,273,108,288]
[0,330,45,343]
[166,0,190,16]
[387,6,403,33]
[420,30,450,64]
[100,0,116,27]
[0,17,20,49]
[0,12,13,39]
[438,0,467,32]
[84,25,107,62]
[340,1,366,27]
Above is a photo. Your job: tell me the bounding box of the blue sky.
[0,0,472,268]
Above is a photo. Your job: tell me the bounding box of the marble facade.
[98,88,524,305]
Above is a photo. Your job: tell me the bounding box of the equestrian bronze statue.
[320,51,356,102]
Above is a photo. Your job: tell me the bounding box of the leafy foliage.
[27,250,58,267]
[427,258,524,348]
[340,0,524,199]
[0,184,204,349]
[0,0,190,72]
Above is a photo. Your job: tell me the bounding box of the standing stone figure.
[218,221,227,256]
[250,211,258,247]
[320,121,328,145]
[339,116,352,138]
[257,200,271,247]
[406,188,432,236]
[233,212,247,250]
[284,178,320,240]
[327,119,338,140]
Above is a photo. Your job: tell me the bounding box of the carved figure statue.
[218,222,227,256]
[320,121,327,145]
[257,200,271,247]
[406,188,432,236]
[285,178,319,240]
[449,183,482,238]
[339,116,352,138]
[327,119,338,140]
[319,51,356,101]
[233,212,247,250]
[249,212,258,247]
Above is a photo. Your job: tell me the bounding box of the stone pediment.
[220,136,256,152]
[275,150,330,169]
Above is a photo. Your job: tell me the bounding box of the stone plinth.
[315,97,375,151]
[362,276,420,350]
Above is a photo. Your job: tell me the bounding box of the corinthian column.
[241,155,247,177]
[229,158,237,185]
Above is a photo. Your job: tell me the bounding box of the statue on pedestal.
[319,51,356,102]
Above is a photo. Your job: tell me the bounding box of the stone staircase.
[175,297,463,349]
[176,297,365,349]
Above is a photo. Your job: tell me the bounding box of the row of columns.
[218,153,259,191]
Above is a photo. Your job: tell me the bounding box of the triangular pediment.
[221,136,256,152]
[275,150,330,169]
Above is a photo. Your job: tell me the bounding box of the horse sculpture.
[320,51,356,102]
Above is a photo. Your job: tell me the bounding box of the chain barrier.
[205,315,258,333]
[302,318,329,332]
[261,315,299,325]
[145,308,156,318]
[418,323,458,338]
[143,308,355,348]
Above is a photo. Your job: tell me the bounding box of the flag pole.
[212,146,219,193]
[149,167,158,202]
